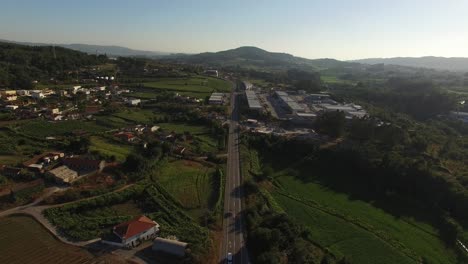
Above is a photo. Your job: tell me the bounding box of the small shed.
[152,238,188,257]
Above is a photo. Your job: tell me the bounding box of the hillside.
[0,39,168,57]
[0,42,108,88]
[353,56,468,72]
[165,46,352,70]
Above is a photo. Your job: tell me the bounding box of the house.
[16,90,30,96]
[102,215,160,248]
[5,105,19,110]
[0,166,22,178]
[1,90,16,97]
[152,238,188,257]
[50,108,60,115]
[126,99,141,106]
[31,91,45,99]
[4,95,17,101]
[204,69,219,77]
[47,165,78,184]
[114,132,137,143]
[62,158,105,175]
[150,126,160,132]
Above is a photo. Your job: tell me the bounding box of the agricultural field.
[0,216,94,264]
[113,109,164,124]
[89,136,133,162]
[139,75,231,98]
[270,173,458,264]
[156,159,216,216]
[16,120,107,138]
[158,122,219,153]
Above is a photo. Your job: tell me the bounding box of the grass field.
[158,122,218,153]
[140,76,231,98]
[113,109,164,124]
[156,160,216,218]
[89,136,133,162]
[270,174,458,264]
[0,216,94,264]
[17,120,106,137]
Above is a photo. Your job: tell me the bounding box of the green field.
[89,136,133,162]
[157,160,216,214]
[113,109,163,124]
[0,216,94,264]
[270,174,458,264]
[16,120,106,137]
[139,76,231,98]
[158,122,219,153]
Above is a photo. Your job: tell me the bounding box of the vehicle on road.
[227,252,233,263]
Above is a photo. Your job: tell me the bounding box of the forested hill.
[0,42,108,88]
[353,56,468,72]
[165,46,355,70]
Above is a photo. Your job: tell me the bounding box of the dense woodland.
[0,42,107,88]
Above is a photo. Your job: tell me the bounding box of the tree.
[314,111,346,138]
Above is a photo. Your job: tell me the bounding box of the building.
[0,166,21,178]
[4,95,17,101]
[62,158,105,175]
[275,91,305,113]
[5,105,18,110]
[114,132,138,143]
[31,91,45,99]
[245,90,262,110]
[47,165,78,184]
[242,81,253,90]
[150,126,160,132]
[152,238,188,257]
[103,215,160,248]
[451,111,468,123]
[318,103,367,119]
[209,92,225,105]
[1,90,16,96]
[204,70,219,77]
[127,99,141,106]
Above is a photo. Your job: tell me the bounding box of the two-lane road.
[220,87,249,264]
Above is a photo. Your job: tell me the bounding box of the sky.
[0,0,467,60]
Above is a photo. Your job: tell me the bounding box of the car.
[227,252,233,264]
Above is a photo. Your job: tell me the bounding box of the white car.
[227,252,233,263]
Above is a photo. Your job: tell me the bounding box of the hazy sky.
[1,0,467,60]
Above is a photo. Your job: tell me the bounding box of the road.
[220,85,249,264]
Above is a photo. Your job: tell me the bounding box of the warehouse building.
[47,165,78,184]
[275,91,305,113]
[245,90,262,110]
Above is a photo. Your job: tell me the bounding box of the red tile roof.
[113,215,157,239]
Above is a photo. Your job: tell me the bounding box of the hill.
[353,56,468,72]
[0,39,169,57]
[0,41,108,88]
[165,46,352,70]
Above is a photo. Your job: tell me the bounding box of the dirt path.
[0,184,135,247]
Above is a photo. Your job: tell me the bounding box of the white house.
[5,105,18,110]
[102,215,160,248]
[127,99,141,106]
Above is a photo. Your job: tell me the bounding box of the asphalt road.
[220,88,249,264]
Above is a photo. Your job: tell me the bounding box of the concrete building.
[245,90,262,110]
[152,238,188,257]
[47,165,78,184]
[102,215,160,248]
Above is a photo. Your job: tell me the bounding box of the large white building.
[209,92,225,105]
[246,90,262,110]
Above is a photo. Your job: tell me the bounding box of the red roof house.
[108,215,160,248]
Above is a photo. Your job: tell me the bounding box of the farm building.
[209,92,225,105]
[47,165,78,184]
[152,238,188,257]
[102,215,160,248]
[62,158,105,175]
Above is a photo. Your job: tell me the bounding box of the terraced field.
[0,216,94,264]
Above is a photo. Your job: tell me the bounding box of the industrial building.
[242,81,253,90]
[318,103,367,119]
[245,90,262,110]
[275,91,305,113]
